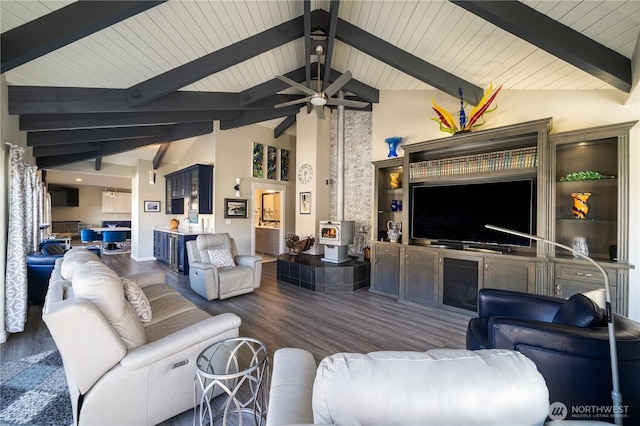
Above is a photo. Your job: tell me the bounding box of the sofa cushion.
[552,293,604,327]
[207,247,236,268]
[60,247,100,280]
[72,261,146,349]
[122,277,152,323]
[312,348,549,426]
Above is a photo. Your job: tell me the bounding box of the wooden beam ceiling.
[451,0,632,93]
[1,1,166,73]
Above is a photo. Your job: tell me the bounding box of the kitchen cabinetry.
[153,230,199,275]
[370,242,400,297]
[165,164,213,215]
[101,191,131,213]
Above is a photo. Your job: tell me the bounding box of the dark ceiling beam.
[274,115,297,139]
[33,142,100,158]
[27,125,174,146]
[304,0,312,90]
[37,122,213,168]
[450,0,632,92]
[330,12,483,104]
[153,143,170,169]
[20,110,240,131]
[1,1,166,73]
[9,86,302,114]
[322,1,340,92]
[127,14,309,107]
[220,107,301,130]
[239,63,378,106]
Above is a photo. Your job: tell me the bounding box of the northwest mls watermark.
[549,401,630,421]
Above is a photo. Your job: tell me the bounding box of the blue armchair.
[467,288,640,423]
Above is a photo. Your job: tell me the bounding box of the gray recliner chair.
[186,233,262,300]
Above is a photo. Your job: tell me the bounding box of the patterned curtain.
[5,144,43,333]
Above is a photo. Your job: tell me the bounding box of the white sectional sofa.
[42,247,241,425]
[267,347,551,426]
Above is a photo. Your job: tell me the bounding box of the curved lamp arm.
[485,224,622,426]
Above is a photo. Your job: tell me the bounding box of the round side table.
[195,337,269,426]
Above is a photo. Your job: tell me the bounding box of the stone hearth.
[277,253,370,292]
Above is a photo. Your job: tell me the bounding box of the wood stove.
[319,220,354,263]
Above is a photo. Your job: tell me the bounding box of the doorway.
[252,182,286,260]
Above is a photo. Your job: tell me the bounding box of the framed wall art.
[144,200,161,212]
[224,198,248,218]
[299,192,311,214]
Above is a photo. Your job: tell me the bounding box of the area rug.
[0,350,73,426]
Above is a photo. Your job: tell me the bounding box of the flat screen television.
[411,179,536,247]
[49,185,80,207]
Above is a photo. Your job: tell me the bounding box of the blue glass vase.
[385,136,402,158]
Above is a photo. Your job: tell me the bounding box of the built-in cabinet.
[370,120,635,315]
[165,164,213,215]
[101,191,131,213]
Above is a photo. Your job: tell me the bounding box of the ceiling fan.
[274,45,368,119]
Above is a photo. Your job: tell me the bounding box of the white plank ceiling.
[2,0,639,187]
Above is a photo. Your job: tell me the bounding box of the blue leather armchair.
[467,288,640,423]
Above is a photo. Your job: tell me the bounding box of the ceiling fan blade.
[313,104,325,119]
[323,70,353,98]
[274,96,313,108]
[276,75,317,96]
[326,98,369,108]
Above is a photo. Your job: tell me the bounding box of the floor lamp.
[485,224,622,426]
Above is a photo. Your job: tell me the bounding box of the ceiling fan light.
[310,96,326,106]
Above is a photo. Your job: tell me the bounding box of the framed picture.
[144,200,161,212]
[299,192,311,214]
[224,198,248,218]
[188,209,198,224]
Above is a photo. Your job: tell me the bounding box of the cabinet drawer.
[555,263,615,284]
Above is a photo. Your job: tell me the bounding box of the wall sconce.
[149,169,157,185]
[234,177,242,197]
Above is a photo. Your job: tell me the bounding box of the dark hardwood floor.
[1,253,471,424]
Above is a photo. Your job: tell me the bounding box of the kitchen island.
[153,228,210,275]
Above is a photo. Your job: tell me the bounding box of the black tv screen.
[411,179,536,247]
[49,185,79,207]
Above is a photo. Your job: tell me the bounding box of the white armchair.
[186,233,263,300]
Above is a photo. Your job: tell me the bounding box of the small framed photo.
[144,200,161,212]
[224,198,248,218]
[299,192,311,214]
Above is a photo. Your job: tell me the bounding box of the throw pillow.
[207,247,236,268]
[552,293,604,327]
[122,278,152,323]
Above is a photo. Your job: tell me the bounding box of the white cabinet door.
[102,192,132,213]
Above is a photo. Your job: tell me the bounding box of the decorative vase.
[391,200,399,211]
[571,192,592,219]
[170,218,179,230]
[389,172,401,189]
[385,136,402,157]
[572,236,589,258]
[387,220,402,243]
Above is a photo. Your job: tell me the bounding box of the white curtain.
[5,143,43,333]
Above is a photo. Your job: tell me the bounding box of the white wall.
[372,89,640,321]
